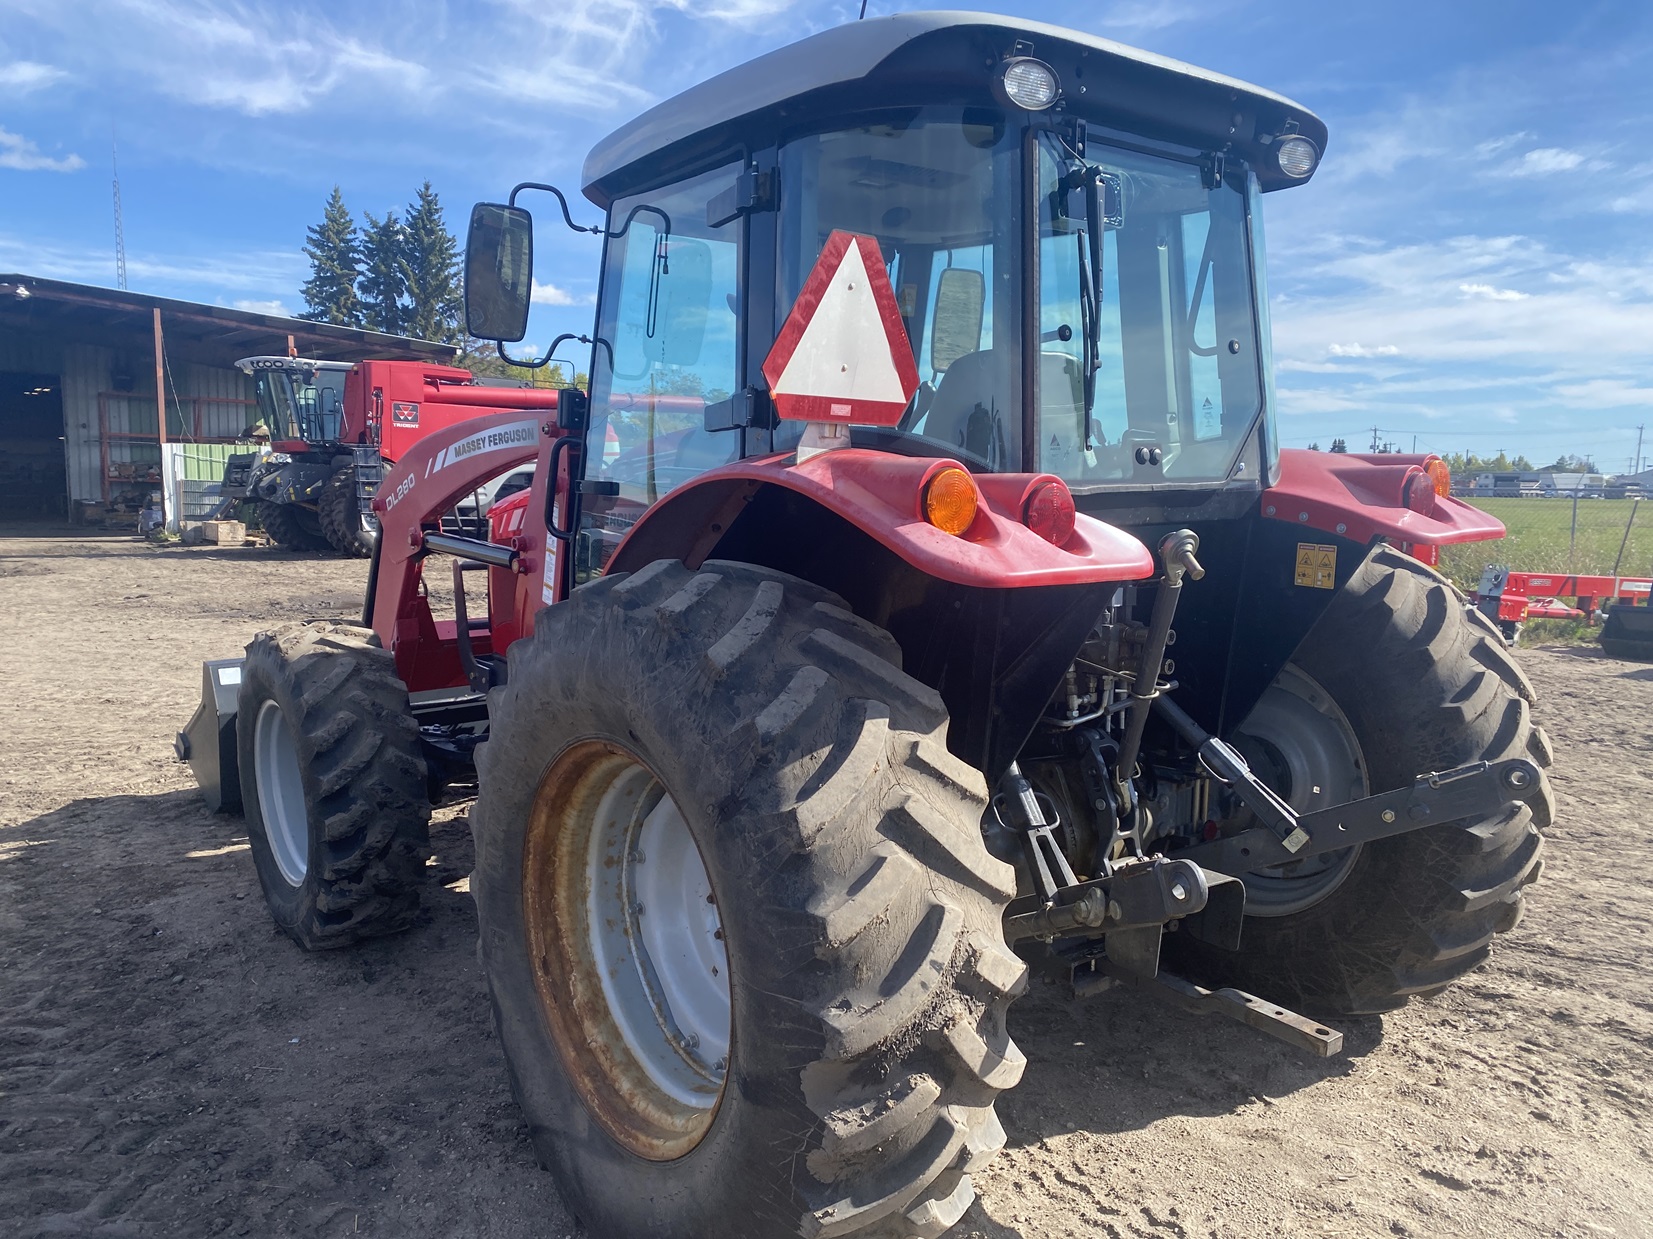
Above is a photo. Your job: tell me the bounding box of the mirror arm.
[508,182,604,236]
[497,332,612,376]
[606,203,674,241]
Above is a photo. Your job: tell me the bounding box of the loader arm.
[366,408,569,692]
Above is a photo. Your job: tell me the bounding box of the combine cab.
[183,14,1552,1238]
[220,355,556,555]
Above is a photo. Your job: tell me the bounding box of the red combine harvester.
[218,356,558,555]
[1475,565,1653,656]
[181,15,1552,1237]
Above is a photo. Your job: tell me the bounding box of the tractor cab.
[465,13,1327,579]
[234,356,353,446]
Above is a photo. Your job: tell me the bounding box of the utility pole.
[1636,423,1645,475]
[1369,425,1382,453]
[111,133,128,291]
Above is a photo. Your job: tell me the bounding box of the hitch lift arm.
[1155,694,1544,874]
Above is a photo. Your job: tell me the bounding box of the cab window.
[578,163,742,581]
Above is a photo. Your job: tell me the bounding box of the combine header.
[181,14,1552,1238]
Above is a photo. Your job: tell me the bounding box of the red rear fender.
[1266,448,1504,546]
[606,449,1155,587]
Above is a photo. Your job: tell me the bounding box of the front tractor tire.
[318,465,377,558]
[472,560,1025,1239]
[257,499,329,552]
[236,621,432,950]
[1170,545,1553,1015]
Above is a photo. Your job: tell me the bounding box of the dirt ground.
[3,526,1650,1239]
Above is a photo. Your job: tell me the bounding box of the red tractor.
[219,355,554,555]
[182,15,1551,1239]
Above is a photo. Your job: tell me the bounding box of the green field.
[1438,497,1653,589]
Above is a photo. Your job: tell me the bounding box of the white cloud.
[1094,0,1202,34]
[1551,378,1653,409]
[0,0,429,116]
[1270,226,1653,458]
[0,60,66,93]
[1473,132,1534,159]
[232,298,292,316]
[1459,282,1528,301]
[1502,147,1591,177]
[531,279,592,307]
[0,126,83,172]
[0,0,804,127]
[1327,343,1401,358]
[0,229,303,295]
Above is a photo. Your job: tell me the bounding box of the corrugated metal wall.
[0,331,255,509]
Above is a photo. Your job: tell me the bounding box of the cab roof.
[582,11,1328,204]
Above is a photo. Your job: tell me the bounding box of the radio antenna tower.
[112,132,128,290]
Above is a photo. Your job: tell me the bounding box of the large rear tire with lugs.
[236,621,431,950]
[471,560,1025,1239]
[257,499,329,551]
[1167,545,1554,1016]
[317,465,377,558]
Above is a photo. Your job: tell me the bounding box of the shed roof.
[0,274,459,367]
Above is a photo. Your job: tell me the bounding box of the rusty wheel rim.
[524,740,730,1161]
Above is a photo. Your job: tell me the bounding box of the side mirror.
[930,267,985,373]
[465,203,534,343]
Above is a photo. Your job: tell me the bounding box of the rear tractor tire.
[1167,545,1554,1016]
[471,559,1025,1239]
[236,621,432,950]
[318,465,377,558]
[258,499,329,552]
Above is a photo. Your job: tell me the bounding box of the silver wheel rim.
[525,742,730,1160]
[1230,664,1368,917]
[587,762,731,1107]
[253,698,309,886]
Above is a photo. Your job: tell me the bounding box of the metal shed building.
[0,274,456,521]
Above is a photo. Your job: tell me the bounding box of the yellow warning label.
[1295,543,1338,589]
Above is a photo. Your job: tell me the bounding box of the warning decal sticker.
[1295,543,1338,590]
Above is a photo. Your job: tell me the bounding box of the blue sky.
[2,0,1650,472]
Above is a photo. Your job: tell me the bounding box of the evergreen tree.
[358,210,408,336]
[299,186,362,326]
[1329,438,1348,453]
[402,181,463,344]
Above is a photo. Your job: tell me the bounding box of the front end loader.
[182,14,1551,1239]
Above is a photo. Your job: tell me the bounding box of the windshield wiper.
[1057,162,1108,447]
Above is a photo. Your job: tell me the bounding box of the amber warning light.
[923,468,978,536]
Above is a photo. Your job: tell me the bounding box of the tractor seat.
[920,349,1005,461]
[666,422,740,476]
[922,349,1088,464]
